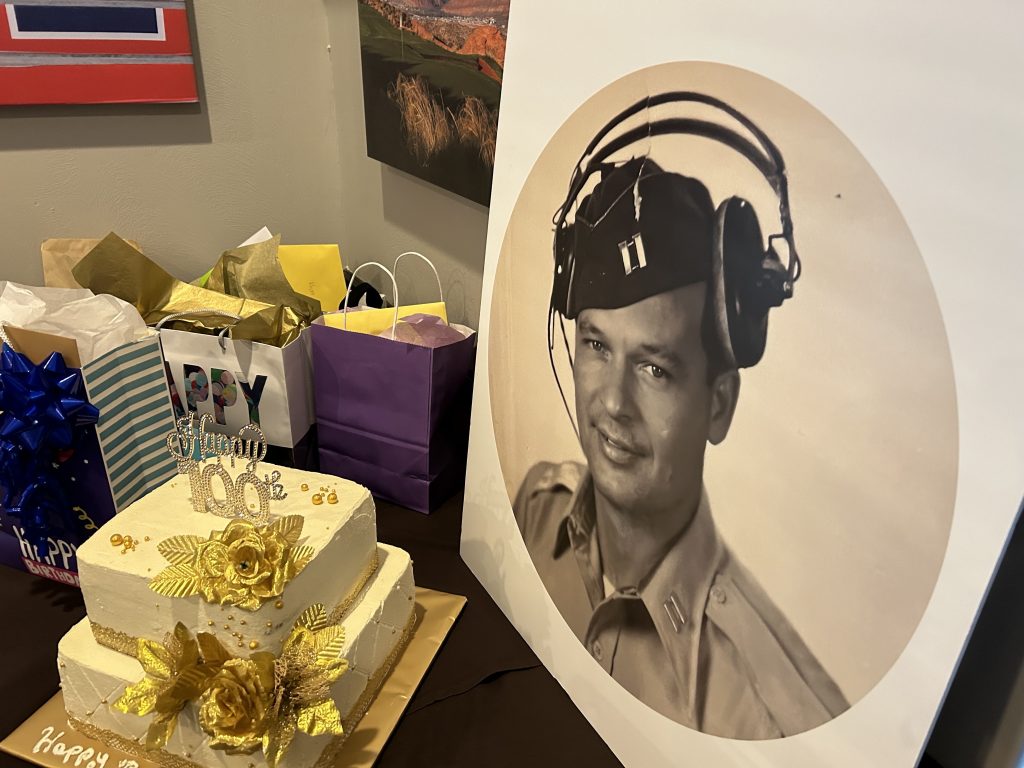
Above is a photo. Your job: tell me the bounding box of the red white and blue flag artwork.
[0,1,197,105]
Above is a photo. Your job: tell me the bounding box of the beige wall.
[0,0,488,327]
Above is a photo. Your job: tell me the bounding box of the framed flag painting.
[0,1,198,105]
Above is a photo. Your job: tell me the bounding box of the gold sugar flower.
[111,604,350,768]
[113,623,222,750]
[261,604,348,768]
[198,656,276,752]
[150,515,314,610]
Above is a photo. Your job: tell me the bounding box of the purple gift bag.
[311,259,476,513]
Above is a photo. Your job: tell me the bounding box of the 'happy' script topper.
[165,415,286,524]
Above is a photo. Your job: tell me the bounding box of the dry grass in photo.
[388,73,453,164]
[455,96,498,167]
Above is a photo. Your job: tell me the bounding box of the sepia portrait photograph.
[485,61,958,740]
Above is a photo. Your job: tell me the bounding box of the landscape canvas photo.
[357,0,510,206]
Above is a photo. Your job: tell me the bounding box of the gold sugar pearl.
[144,536,150,541]
[249,640,259,650]
[237,641,243,647]
[274,600,284,609]
[223,624,230,629]
[266,621,273,628]
[208,620,215,626]
[312,493,324,505]
[240,619,246,625]
[228,615,234,620]
[109,534,123,546]
[300,483,309,492]
[327,491,338,505]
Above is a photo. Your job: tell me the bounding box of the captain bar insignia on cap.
[619,233,648,275]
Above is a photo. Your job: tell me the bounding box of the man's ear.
[708,370,740,445]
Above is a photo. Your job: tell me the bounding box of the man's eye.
[587,339,605,353]
[642,363,667,379]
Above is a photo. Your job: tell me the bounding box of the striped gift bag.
[0,329,177,586]
[83,333,179,510]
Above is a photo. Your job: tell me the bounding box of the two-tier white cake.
[55,420,416,768]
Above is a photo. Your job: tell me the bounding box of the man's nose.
[599,357,635,420]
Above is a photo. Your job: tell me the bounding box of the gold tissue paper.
[72,233,318,347]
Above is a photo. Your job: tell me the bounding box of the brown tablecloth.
[1,489,988,768]
[0,494,622,768]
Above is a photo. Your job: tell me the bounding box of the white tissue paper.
[0,282,151,365]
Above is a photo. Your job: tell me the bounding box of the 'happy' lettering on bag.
[11,526,76,570]
[179,364,267,425]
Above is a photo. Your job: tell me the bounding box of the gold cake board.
[1,588,466,768]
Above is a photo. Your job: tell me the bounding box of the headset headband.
[553,91,798,284]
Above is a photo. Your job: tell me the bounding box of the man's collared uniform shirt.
[514,461,849,739]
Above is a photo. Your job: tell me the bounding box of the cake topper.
[166,415,286,525]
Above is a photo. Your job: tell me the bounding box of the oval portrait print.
[488,61,957,738]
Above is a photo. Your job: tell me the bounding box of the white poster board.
[461,2,1024,765]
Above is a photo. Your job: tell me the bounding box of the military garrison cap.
[567,157,715,319]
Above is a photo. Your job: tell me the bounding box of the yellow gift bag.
[321,251,447,336]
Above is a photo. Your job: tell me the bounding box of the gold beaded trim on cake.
[90,548,380,657]
[65,717,201,768]
[67,606,418,768]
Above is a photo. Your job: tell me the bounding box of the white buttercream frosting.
[76,461,377,658]
[59,544,415,768]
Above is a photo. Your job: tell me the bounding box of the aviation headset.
[548,91,801,375]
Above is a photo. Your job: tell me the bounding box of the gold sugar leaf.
[269,515,304,546]
[288,546,314,576]
[313,624,344,649]
[137,639,174,680]
[150,563,200,599]
[112,676,161,716]
[262,710,298,768]
[315,636,346,667]
[156,535,204,565]
[295,603,328,633]
[146,712,179,751]
[162,664,214,703]
[197,632,232,665]
[296,699,343,737]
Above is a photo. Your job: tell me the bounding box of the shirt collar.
[553,472,724,721]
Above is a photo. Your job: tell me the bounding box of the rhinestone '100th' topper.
[166,415,286,525]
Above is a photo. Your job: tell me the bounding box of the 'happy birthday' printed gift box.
[0,325,178,586]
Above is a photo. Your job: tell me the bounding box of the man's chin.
[590,468,646,514]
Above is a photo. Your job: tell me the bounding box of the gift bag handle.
[393,251,444,306]
[342,262,401,339]
[155,310,243,351]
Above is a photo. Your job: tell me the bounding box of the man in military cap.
[514,157,848,738]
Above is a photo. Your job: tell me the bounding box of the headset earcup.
[714,197,771,368]
[552,222,575,318]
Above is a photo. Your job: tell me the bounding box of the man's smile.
[594,423,644,465]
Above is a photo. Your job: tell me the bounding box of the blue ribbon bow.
[0,345,100,552]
